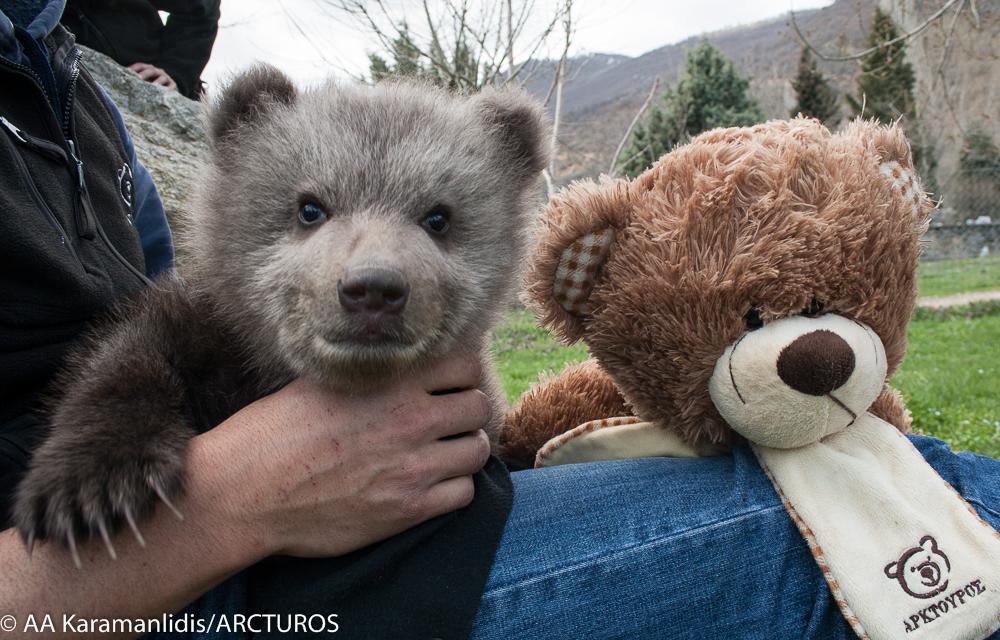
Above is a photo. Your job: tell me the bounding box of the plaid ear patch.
[879,161,925,219]
[552,228,614,315]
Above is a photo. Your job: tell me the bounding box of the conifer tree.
[620,41,763,177]
[791,47,840,125]
[368,23,483,90]
[846,8,916,123]
[368,23,426,82]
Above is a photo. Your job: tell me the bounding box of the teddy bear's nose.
[776,330,856,396]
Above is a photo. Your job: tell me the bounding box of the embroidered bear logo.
[884,535,951,599]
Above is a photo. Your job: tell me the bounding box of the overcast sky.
[202,0,835,90]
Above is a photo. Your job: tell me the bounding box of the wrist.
[183,426,278,569]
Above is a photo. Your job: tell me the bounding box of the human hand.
[199,353,492,558]
[128,62,178,91]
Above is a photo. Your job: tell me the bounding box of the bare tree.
[543,0,573,195]
[327,0,570,91]
[608,77,660,177]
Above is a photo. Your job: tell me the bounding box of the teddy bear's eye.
[803,297,825,317]
[744,306,764,331]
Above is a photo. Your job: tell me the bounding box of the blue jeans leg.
[470,435,1000,640]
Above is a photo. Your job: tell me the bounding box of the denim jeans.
[469,435,1000,640]
[165,435,1000,639]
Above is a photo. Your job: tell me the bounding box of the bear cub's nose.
[776,329,855,396]
[338,267,410,315]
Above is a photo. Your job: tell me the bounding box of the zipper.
[60,49,82,137]
[0,120,81,263]
[1,115,68,162]
[66,139,96,239]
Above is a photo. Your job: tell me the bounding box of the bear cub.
[14,65,549,555]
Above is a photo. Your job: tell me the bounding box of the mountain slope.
[525,0,874,181]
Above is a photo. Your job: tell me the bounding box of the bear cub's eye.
[422,204,451,236]
[298,202,328,227]
[744,306,764,331]
[803,297,825,317]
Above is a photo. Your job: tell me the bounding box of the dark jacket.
[0,0,173,526]
[61,0,220,99]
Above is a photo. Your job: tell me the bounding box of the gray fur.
[13,66,549,551]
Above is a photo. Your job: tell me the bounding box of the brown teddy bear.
[501,117,918,466]
[500,118,1000,640]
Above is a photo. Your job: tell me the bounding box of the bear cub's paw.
[12,420,190,565]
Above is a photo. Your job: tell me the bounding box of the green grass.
[494,301,1000,457]
[917,256,1000,298]
[493,308,588,402]
[894,309,1000,458]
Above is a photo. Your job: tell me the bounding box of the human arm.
[0,352,491,638]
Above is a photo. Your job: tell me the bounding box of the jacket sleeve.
[98,87,176,278]
[152,0,221,99]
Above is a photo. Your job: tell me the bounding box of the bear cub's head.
[183,65,549,388]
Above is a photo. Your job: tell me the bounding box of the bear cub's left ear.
[524,178,633,342]
[474,88,551,184]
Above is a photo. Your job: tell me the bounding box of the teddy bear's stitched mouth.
[727,331,752,404]
[826,392,858,425]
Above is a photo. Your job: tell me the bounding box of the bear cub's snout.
[338,266,411,317]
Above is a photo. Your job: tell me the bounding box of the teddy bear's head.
[526,118,932,448]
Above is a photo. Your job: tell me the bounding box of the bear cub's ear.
[474,88,551,183]
[524,178,632,343]
[208,64,298,149]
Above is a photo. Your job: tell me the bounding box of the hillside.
[525,0,874,182]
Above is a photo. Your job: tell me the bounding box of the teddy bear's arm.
[499,358,631,469]
[868,384,913,433]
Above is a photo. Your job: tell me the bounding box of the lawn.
[494,258,1000,457]
[916,256,1000,298]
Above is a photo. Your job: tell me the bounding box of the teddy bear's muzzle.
[708,314,887,449]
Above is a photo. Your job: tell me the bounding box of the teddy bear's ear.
[843,118,932,225]
[524,178,632,342]
[843,118,914,168]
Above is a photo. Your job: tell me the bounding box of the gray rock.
[78,45,208,241]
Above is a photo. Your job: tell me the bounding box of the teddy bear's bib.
[753,412,1000,640]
